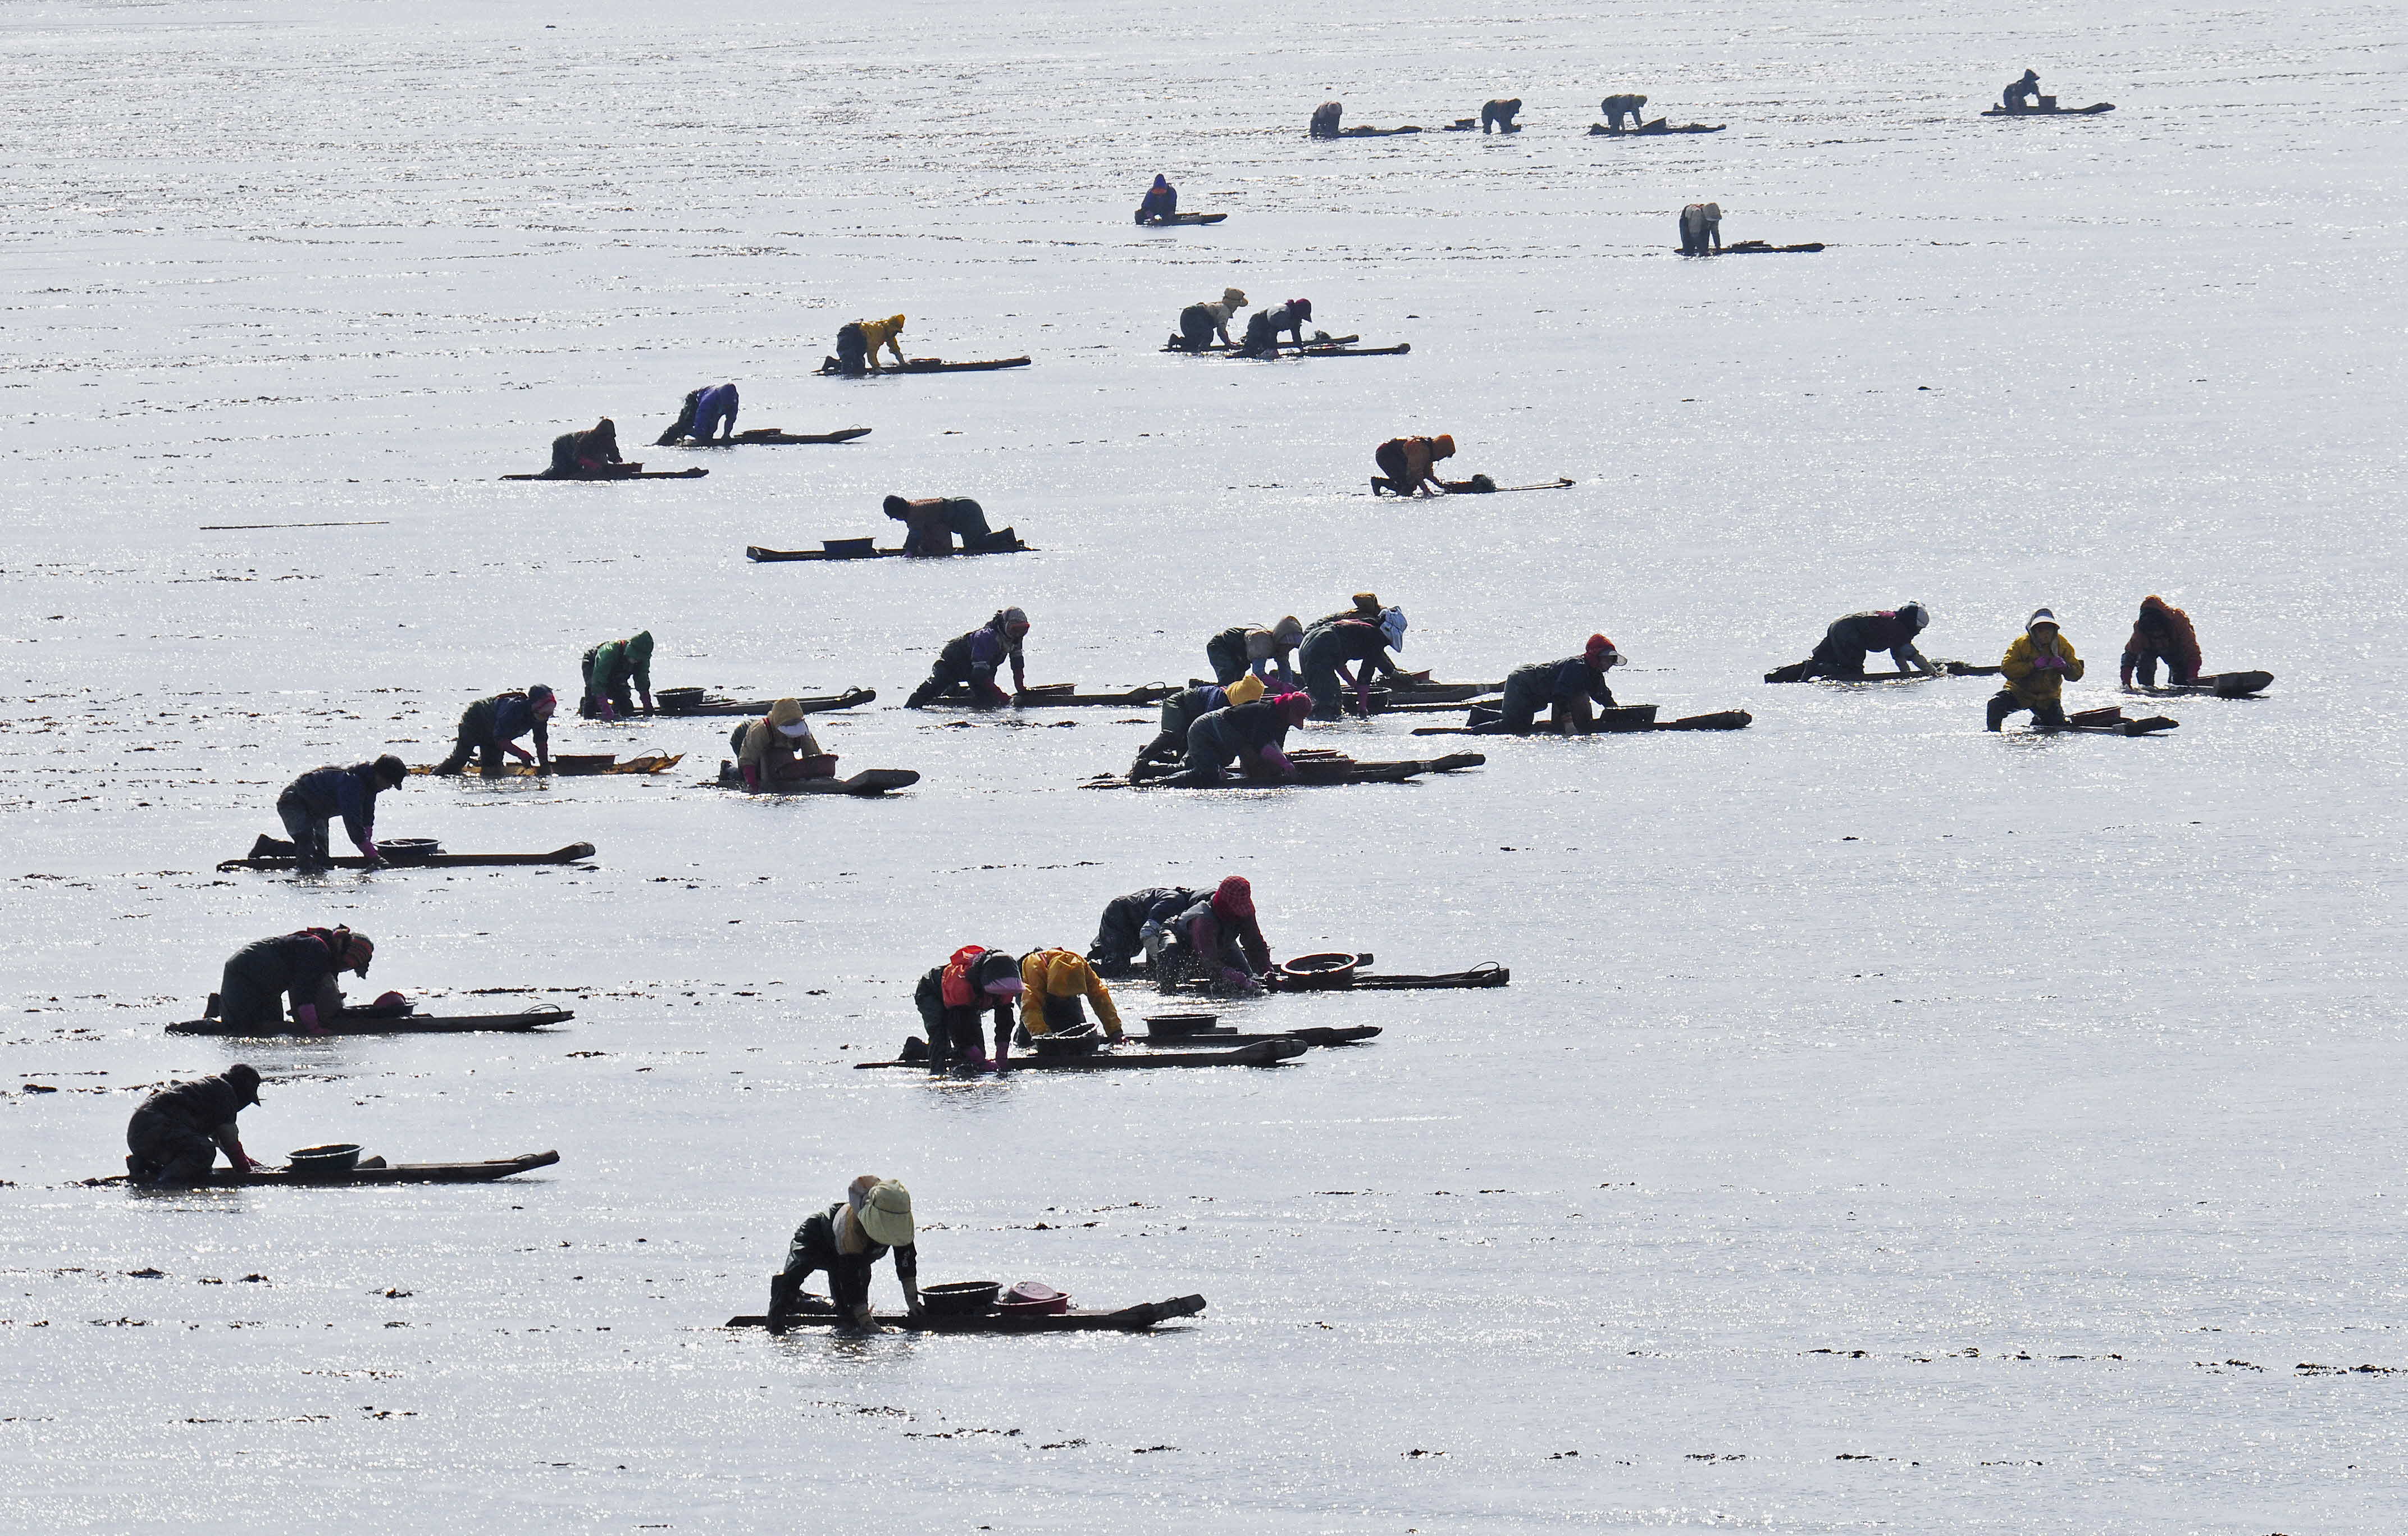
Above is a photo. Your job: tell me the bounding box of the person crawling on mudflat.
[655,384,738,445]
[2003,69,2041,110]
[1299,608,1410,719]
[1679,203,1723,256]
[1237,299,1315,358]
[545,417,625,478]
[1372,434,1455,496]
[1175,288,1248,351]
[1481,98,1521,133]
[1796,604,1935,681]
[835,315,907,376]
[1476,635,1623,733]
[883,495,994,557]
[1989,608,2083,733]
[2119,595,2202,688]
[1137,174,1178,224]
[767,1176,922,1334]
[1132,675,1264,777]
[736,699,837,789]
[125,1065,263,1187]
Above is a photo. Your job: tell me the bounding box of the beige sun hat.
[859,1179,914,1247]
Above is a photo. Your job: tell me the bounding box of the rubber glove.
[905,1286,927,1323]
[358,840,380,863]
[228,1146,256,1174]
[1259,747,1297,780]
[507,743,535,763]
[599,700,617,723]
[295,1003,325,1034]
[639,691,655,715]
[741,763,761,790]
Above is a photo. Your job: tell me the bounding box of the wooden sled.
[1139,212,1228,226]
[1591,119,1726,135]
[1982,101,2114,117]
[220,839,595,872]
[1333,125,1421,136]
[1705,240,1827,254]
[1416,708,1752,736]
[855,1039,1303,1070]
[1137,1024,1381,1047]
[1163,334,1361,354]
[102,1151,560,1186]
[1094,750,1486,790]
[711,764,920,796]
[2062,705,2178,737]
[817,356,1032,375]
[673,427,873,446]
[1281,343,1410,358]
[1436,476,1575,494]
[168,1004,572,1037]
[746,534,1029,562]
[412,753,680,777]
[654,687,875,716]
[499,466,707,481]
[726,1294,1208,1333]
[2134,669,2271,698]
[1764,659,2000,684]
[915,683,1174,709]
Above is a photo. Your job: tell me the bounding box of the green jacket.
[586,631,654,697]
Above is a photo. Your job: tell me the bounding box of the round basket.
[1143,1013,1220,1037]
[286,1143,362,1175]
[920,1280,1001,1317]
[1277,952,1362,988]
[1030,1027,1103,1057]
[377,837,441,865]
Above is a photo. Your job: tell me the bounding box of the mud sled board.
[1982,102,2115,117]
[654,687,875,716]
[219,839,596,872]
[711,765,920,796]
[2062,706,2178,736]
[100,1151,561,1187]
[1164,334,1361,354]
[676,427,872,446]
[168,1002,573,1036]
[746,533,1029,562]
[726,1294,1208,1333]
[1139,212,1228,226]
[854,1039,1303,1069]
[499,466,708,480]
[2136,669,2272,698]
[818,357,1032,375]
[413,753,681,777]
[1592,119,1726,135]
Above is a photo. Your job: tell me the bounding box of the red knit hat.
[1585,633,1619,664]
[1212,876,1255,919]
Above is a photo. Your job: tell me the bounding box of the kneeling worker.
[655,383,739,445]
[1133,674,1264,776]
[213,926,374,1035]
[1160,877,1274,993]
[1206,617,1304,690]
[1237,298,1314,358]
[905,608,1030,708]
[1176,288,1248,351]
[1990,608,2083,733]
[1299,608,1411,719]
[2120,595,2202,689]
[1372,434,1455,496]
[914,946,1024,1073]
[767,1175,922,1333]
[545,417,624,478]
[434,685,555,777]
[125,1064,264,1187]
[2004,69,2042,110]
[1020,947,1125,1042]
[1483,634,1623,733]
[1799,603,1935,681]
[1183,690,1312,782]
[835,314,908,376]
[1137,174,1178,224]
[276,755,408,869]
[581,631,655,721]
[737,699,837,789]
[883,494,994,557]
[1087,886,1203,977]
[1679,203,1722,256]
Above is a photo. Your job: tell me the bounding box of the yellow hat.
[1225,674,1266,707]
[888,314,906,329]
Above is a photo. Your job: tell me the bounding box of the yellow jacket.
[858,314,907,368]
[2000,631,2084,704]
[1019,948,1123,1038]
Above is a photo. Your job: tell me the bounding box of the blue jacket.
[490,693,547,748]
[281,763,384,847]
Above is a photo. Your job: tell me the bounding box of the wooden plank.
[218,841,595,872]
[724,1295,1207,1332]
[166,1006,573,1037]
[675,427,872,446]
[709,766,920,796]
[654,688,875,716]
[1138,1024,1381,1046]
[746,540,1029,563]
[95,1151,560,1186]
[854,1040,1301,1070]
[499,467,708,480]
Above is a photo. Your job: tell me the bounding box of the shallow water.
[3,0,2404,1530]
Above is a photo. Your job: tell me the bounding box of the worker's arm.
[339,777,377,857]
[882,333,907,366]
[989,1003,1014,1072]
[1009,649,1028,694]
[893,1242,924,1320]
[2058,645,2085,682]
[1018,957,1046,1037]
[1896,644,1936,677]
[1999,639,2036,683]
[213,1120,256,1174]
[1086,972,1123,1037]
[2119,646,2138,688]
[1238,915,1273,976]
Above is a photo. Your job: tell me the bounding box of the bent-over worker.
[1299,609,1411,719]
[1087,886,1203,977]
[1802,604,1935,681]
[1314,592,1384,630]
[1373,434,1454,496]
[835,314,908,376]
[1019,947,1125,1042]
[277,755,408,869]
[2004,69,2041,110]
[581,631,655,721]
[655,384,739,445]
[1680,203,1722,256]
[1137,174,1178,224]
[737,699,837,789]
[2120,595,2202,689]
[1133,675,1264,776]
[1184,691,1311,782]
[433,685,555,777]
[1237,298,1314,358]
[213,926,373,1035]
[768,1175,922,1333]
[1485,635,1623,733]
[1176,288,1248,352]
[905,608,1029,708]
[1990,608,2083,733]
[1206,618,1303,690]
[914,945,1024,1073]
[125,1065,264,1187]
[545,417,623,478]
[883,495,994,557]
[1159,877,1274,993]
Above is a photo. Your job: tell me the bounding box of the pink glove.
[507,744,535,763]
[741,763,761,790]
[295,1003,324,1034]
[600,701,617,723]
[1260,748,1296,779]
[359,840,380,862]
[229,1146,256,1174]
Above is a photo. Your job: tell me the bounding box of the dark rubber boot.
[767,1273,802,1332]
[1986,694,2013,732]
